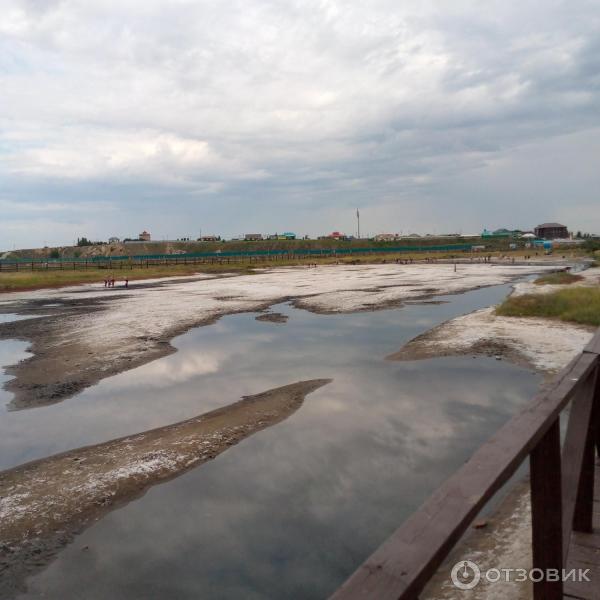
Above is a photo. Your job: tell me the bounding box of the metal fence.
[0,244,474,271]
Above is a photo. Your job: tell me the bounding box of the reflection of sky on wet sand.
[2,283,542,599]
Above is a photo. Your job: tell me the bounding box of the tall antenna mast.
[356,208,360,239]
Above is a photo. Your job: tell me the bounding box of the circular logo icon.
[451,560,481,590]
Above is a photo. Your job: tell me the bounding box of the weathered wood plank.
[331,353,597,600]
[563,371,598,548]
[573,375,600,535]
[531,419,563,600]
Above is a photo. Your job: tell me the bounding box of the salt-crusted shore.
[389,267,600,374]
[388,306,594,373]
[0,263,556,409]
[0,379,330,599]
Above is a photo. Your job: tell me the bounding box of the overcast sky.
[1,0,599,248]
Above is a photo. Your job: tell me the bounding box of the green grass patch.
[534,271,583,285]
[496,287,600,326]
[0,264,252,292]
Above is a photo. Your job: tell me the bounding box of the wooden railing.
[332,329,600,600]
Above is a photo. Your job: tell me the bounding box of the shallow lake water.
[0,283,541,599]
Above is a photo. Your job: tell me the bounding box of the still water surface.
[0,284,541,599]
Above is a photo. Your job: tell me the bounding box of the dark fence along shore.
[0,245,473,271]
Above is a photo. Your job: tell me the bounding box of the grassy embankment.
[497,283,600,327]
[534,272,583,285]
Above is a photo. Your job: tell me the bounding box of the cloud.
[1,0,599,247]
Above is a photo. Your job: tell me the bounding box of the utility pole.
[356,209,360,239]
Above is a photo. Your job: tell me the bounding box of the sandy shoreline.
[0,379,330,599]
[0,263,557,410]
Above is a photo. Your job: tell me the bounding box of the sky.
[1,0,599,248]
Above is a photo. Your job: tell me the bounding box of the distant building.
[139,230,151,241]
[534,223,569,239]
[108,236,120,244]
[244,233,263,241]
[374,233,398,242]
[328,231,346,240]
[199,235,221,242]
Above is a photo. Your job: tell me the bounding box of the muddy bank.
[0,263,557,409]
[255,312,288,323]
[0,379,331,599]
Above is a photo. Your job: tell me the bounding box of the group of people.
[103,276,128,288]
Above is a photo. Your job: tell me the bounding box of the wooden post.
[573,365,599,532]
[594,362,600,460]
[530,418,563,600]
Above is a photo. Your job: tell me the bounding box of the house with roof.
[534,223,569,239]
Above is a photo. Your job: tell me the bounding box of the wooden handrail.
[331,328,600,600]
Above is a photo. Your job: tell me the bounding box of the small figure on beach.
[124,278,129,288]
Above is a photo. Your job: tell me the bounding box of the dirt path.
[0,378,331,599]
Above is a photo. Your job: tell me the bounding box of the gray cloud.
[1,0,599,247]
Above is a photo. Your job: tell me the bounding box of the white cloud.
[0,0,599,246]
